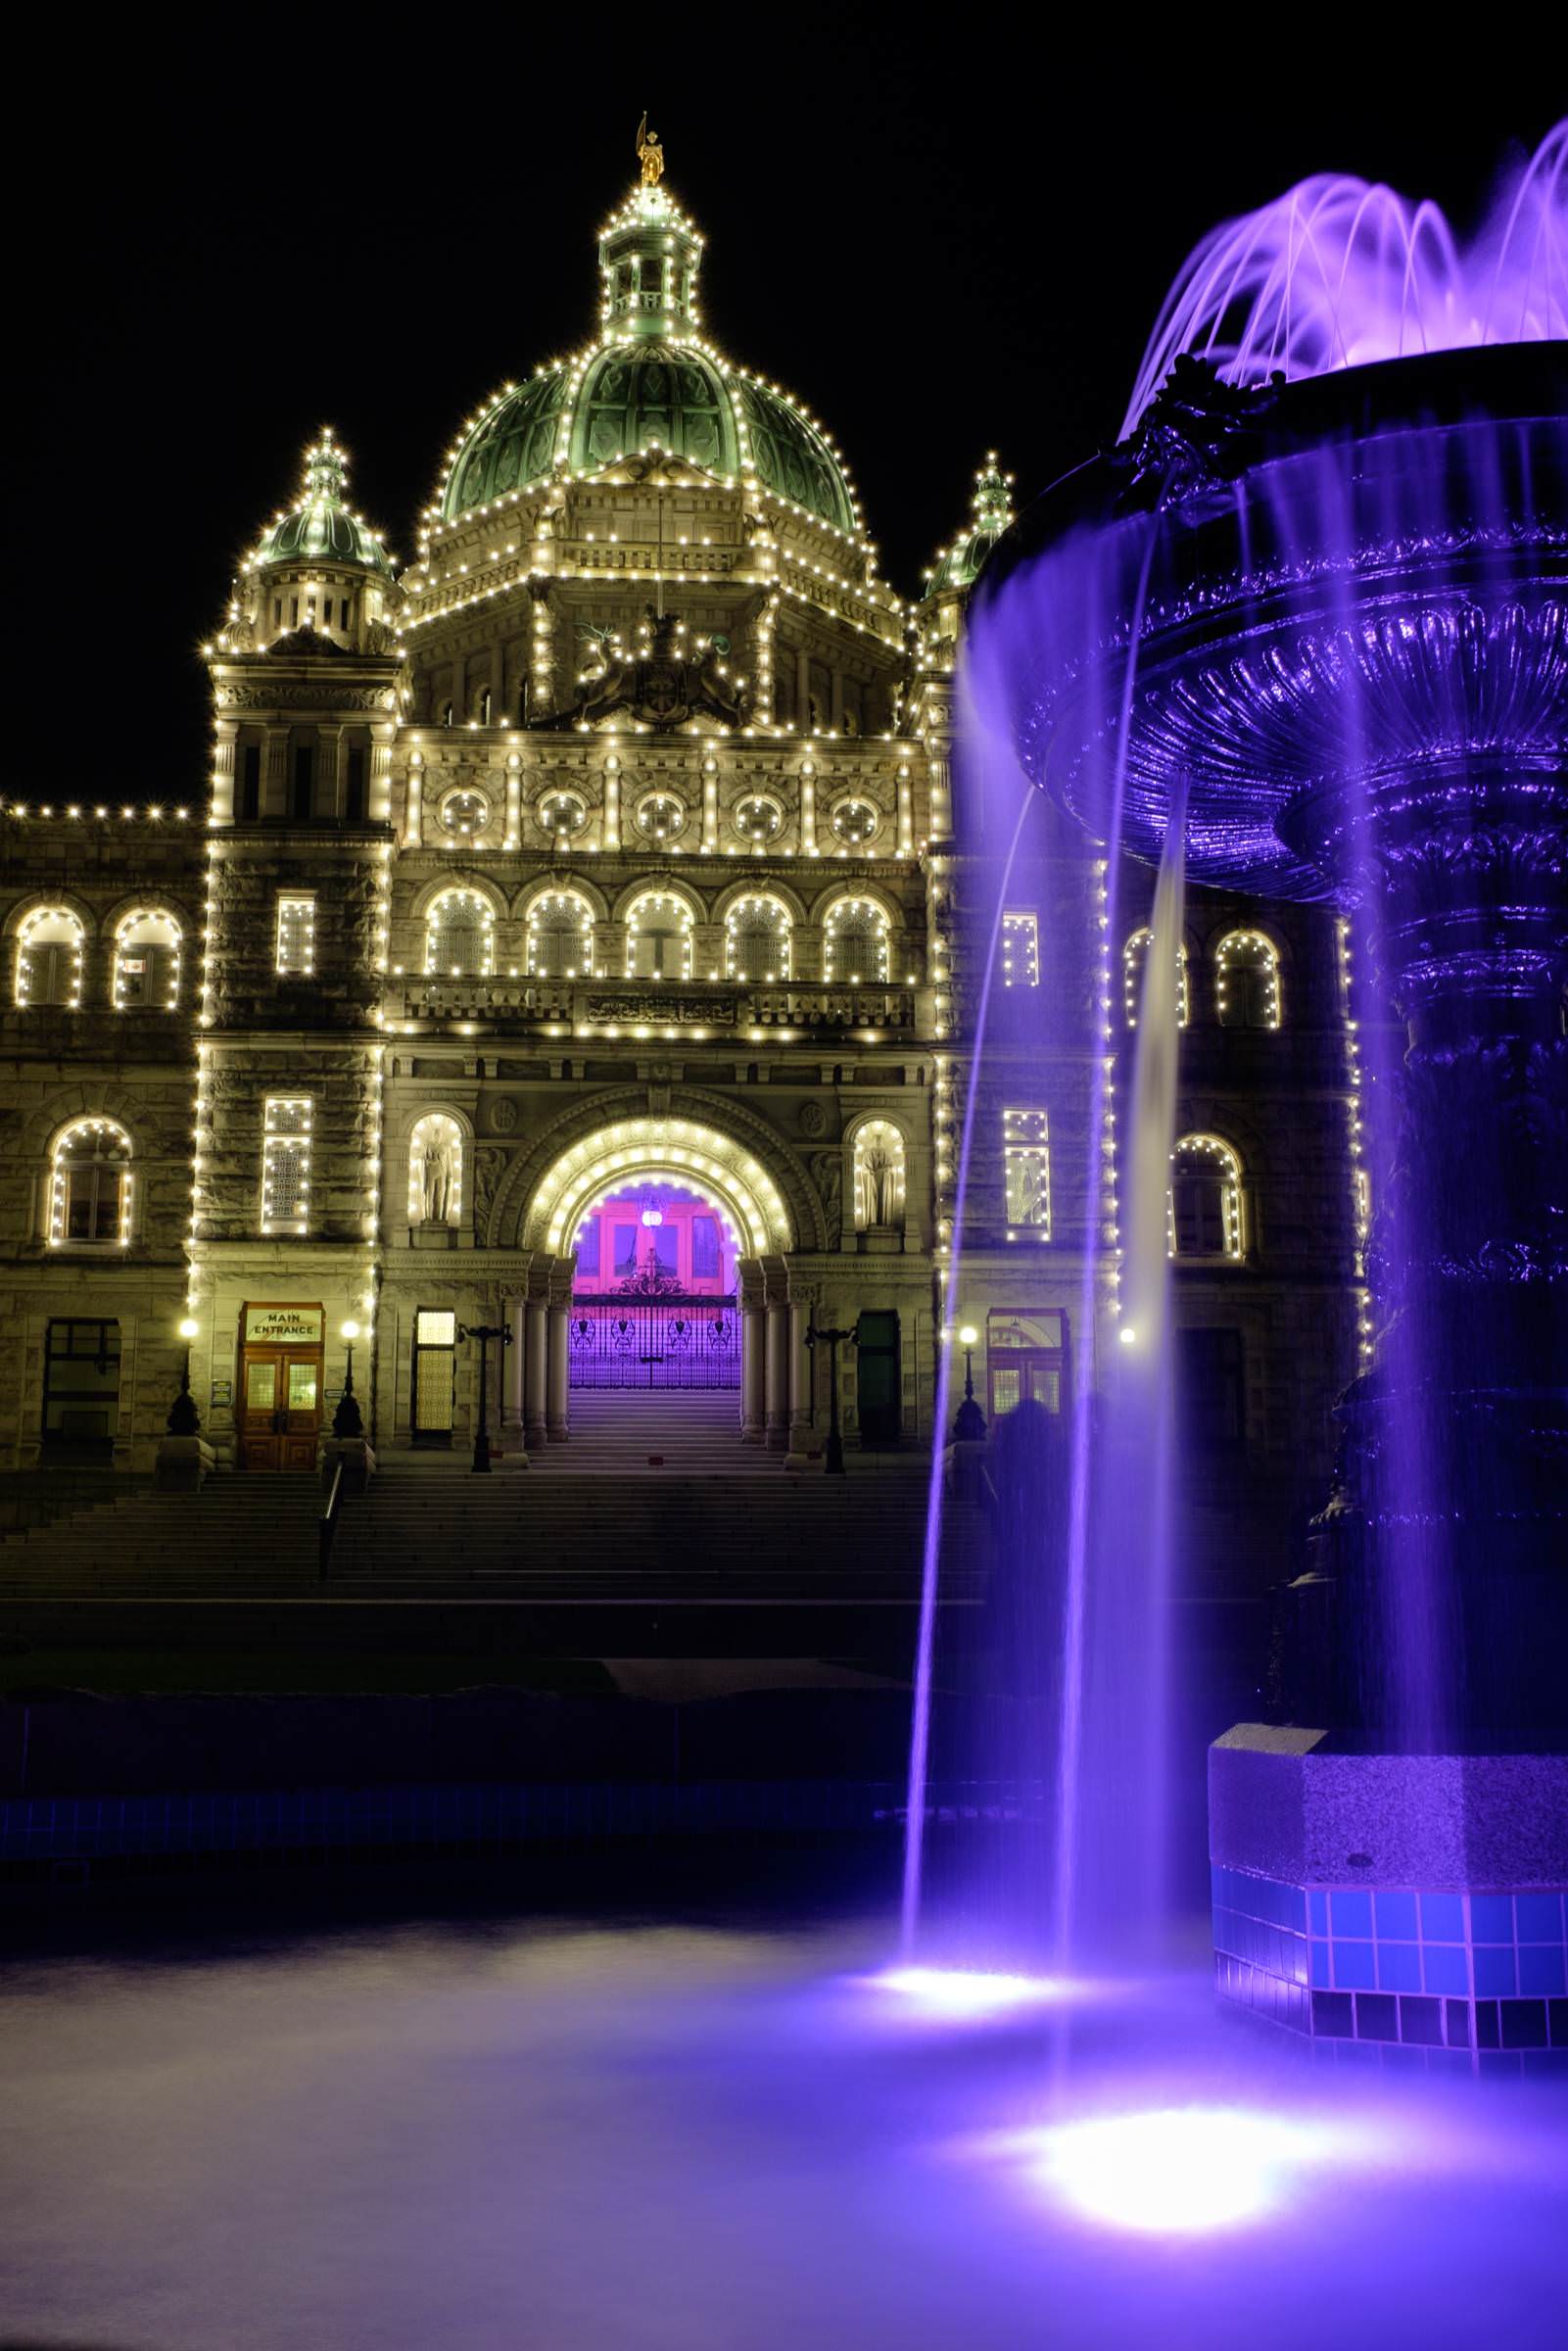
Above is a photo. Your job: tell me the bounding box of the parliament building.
[0,141,1365,1589]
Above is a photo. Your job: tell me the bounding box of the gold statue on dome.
[636,113,664,186]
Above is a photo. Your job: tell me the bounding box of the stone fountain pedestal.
[1210,1727,1568,2066]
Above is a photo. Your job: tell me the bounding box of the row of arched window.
[421,885,897,984]
[1123,928,1282,1031]
[10,907,184,1011]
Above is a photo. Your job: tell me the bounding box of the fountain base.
[1210,1726,1568,2066]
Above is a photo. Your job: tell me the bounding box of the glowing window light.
[1214,927,1282,1030]
[1169,1133,1244,1260]
[261,1096,313,1236]
[725,893,792,984]
[634,790,689,843]
[274,893,316,977]
[1123,927,1189,1028]
[49,1118,133,1248]
[526,889,594,979]
[824,895,890,983]
[733,793,783,844]
[15,906,84,1008]
[113,908,182,1009]
[830,796,879,846]
[1000,909,1039,989]
[1003,1107,1051,1238]
[407,1111,463,1227]
[538,790,588,841]
[425,888,496,977]
[624,889,693,979]
[438,787,493,840]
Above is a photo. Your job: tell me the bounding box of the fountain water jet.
[957,123,1567,2055]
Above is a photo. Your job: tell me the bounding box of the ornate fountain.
[977,135,1568,2057]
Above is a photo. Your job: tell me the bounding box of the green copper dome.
[253,434,397,578]
[438,176,860,537]
[926,456,1016,598]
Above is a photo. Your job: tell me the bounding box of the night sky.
[20,26,1552,800]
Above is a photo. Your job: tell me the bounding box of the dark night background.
[16,24,1553,800]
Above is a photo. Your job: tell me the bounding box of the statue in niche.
[859,1135,900,1228]
[421,1132,455,1223]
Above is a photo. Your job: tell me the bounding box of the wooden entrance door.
[238,1345,323,1470]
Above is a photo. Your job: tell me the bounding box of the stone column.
[785,1291,816,1466]
[505,756,523,847]
[501,1298,526,1455]
[524,1298,548,1448]
[739,1269,766,1445]
[765,1294,789,1452]
[701,759,719,850]
[602,760,621,850]
[546,1303,570,1440]
[799,764,817,856]
[405,756,424,847]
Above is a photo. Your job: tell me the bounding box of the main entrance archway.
[567,1176,741,1391]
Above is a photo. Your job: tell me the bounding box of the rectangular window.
[261,1096,313,1234]
[1003,1108,1051,1236]
[292,745,314,821]
[345,746,366,823]
[412,1309,456,1443]
[691,1215,720,1280]
[652,1223,679,1274]
[41,1319,120,1453]
[1001,910,1040,988]
[240,744,261,821]
[275,894,316,976]
[575,1216,601,1282]
[613,1223,638,1278]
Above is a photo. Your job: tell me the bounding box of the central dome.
[436,176,860,539]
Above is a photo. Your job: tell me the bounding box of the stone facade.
[0,159,1361,1593]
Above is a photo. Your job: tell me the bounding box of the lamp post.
[951,1323,987,1443]
[805,1318,855,1475]
[334,1319,364,1439]
[167,1315,201,1435]
[457,1321,511,1473]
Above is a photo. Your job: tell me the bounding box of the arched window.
[50,1119,133,1247]
[425,888,495,977]
[853,1120,906,1231]
[1169,1134,1244,1261]
[15,908,85,1008]
[1214,929,1282,1030]
[625,891,692,980]
[725,894,792,983]
[408,1112,463,1227]
[114,909,181,1010]
[525,890,594,979]
[824,896,891,983]
[1123,928,1189,1028]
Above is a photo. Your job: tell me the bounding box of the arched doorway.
[567,1177,741,1392]
[511,1109,809,1457]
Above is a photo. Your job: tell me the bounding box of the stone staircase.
[0,1437,977,1607]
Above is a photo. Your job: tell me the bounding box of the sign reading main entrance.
[238,1300,325,1471]
[243,1304,325,1346]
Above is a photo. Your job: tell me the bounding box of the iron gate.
[567,1294,740,1389]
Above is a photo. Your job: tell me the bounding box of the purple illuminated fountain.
[967,127,1567,2051]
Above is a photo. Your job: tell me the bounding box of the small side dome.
[251,430,397,580]
[926,455,1016,599]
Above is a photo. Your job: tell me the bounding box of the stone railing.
[396,979,921,1036]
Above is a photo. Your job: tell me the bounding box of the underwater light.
[868,1967,1067,2019]
[1034,2107,1335,2233]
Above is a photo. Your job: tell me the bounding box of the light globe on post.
[334,1319,364,1438]
[952,1324,986,1443]
[168,1316,201,1435]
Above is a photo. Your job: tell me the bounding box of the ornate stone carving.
[470,1146,505,1242]
[1106,352,1283,512]
[808,1148,843,1246]
[797,1098,828,1138]
[489,1098,519,1134]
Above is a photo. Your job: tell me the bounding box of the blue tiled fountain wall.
[1213,1867,1568,2068]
